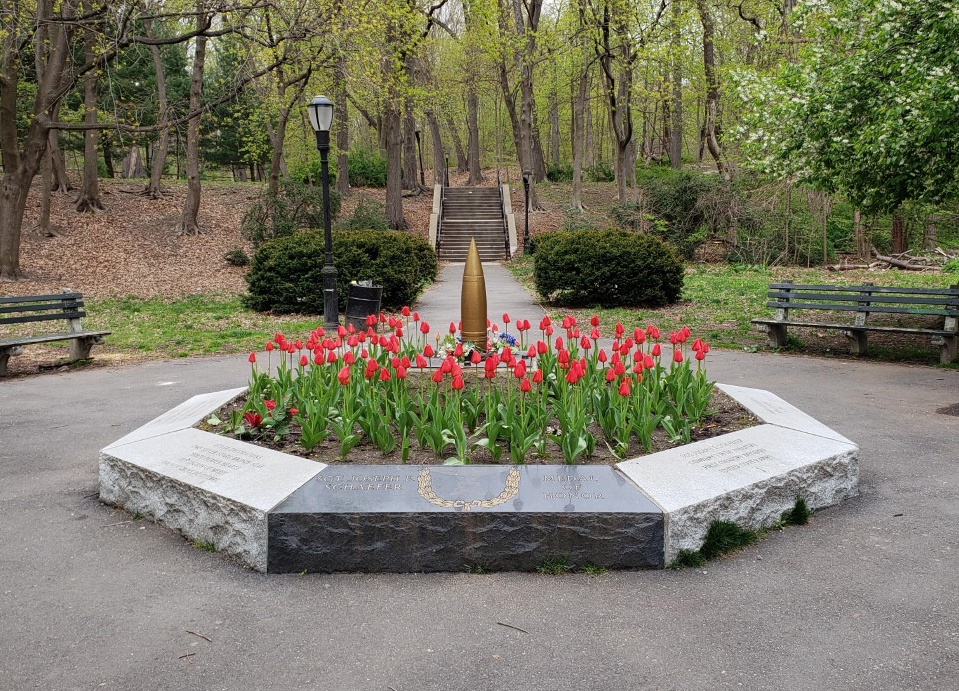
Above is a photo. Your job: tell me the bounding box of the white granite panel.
[718,383,853,444]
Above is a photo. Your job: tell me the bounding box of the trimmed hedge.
[533,229,684,307]
[245,230,437,314]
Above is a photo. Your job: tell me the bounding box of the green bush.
[585,162,615,183]
[533,229,684,307]
[546,163,573,182]
[241,179,341,248]
[642,171,719,257]
[286,157,338,186]
[223,248,250,266]
[334,195,390,231]
[348,148,387,188]
[245,230,437,314]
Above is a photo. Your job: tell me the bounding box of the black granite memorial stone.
[267,465,664,573]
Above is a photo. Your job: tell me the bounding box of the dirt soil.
[202,387,759,466]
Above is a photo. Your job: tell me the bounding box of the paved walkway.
[1,266,958,690]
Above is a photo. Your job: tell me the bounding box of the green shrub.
[642,171,719,257]
[223,248,250,266]
[546,163,573,182]
[241,179,341,248]
[533,229,684,307]
[286,157,338,186]
[245,230,437,314]
[561,208,602,232]
[348,148,387,188]
[334,195,390,231]
[585,162,615,182]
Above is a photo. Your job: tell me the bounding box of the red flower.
[395,327,404,338]
[379,366,391,381]
[502,312,511,324]
[300,355,309,367]
[513,360,527,379]
[565,367,579,385]
[288,408,298,417]
[590,315,600,327]
[614,361,626,376]
[696,349,706,361]
[265,342,274,352]
[555,336,564,350]
[338,365,351,385]
[598,348,608,363]
[647,324,660,340]
[248,352,256,363]
[449,322,457,334]
[632,363,643,374]
[533,369,543,384]
[264,399,276,411]
[420,321,430,334]
[557,349,570,366]
[424,344,435,357]
[401,306,410,317]
[673,349,683,363]
[644,354,655,370]
[326,351,337,364]
[618,379,631,397]
[614,322,625,339]
[605,367,616,383]
[520,378,531,393]
[634,329,646,345]
[451,375,464,390]
[470,350,482,364]
[580,336,591,350]
[527,345,536,358]
[441,358,453,374]
[415,354,428,368]
[431,369,444,383]
[590,328,600,341]
[337,325,347,338]
[244,412,262,428]
[545,325,554,336]
[396,366,408,379]
[692,338,703,352]
[652,343,661,357]
[344,351,355,365]
[453,343,464,357]
[537,340,548,355]
[451,363,462,378]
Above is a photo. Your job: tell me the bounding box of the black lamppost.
[308,95,338,329]
[522,169,533,253]
[444,150,450,187]
[414,129,425,186]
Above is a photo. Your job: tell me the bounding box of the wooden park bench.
[0,292,111,376]
[752,282,959,364]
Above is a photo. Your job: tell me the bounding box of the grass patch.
[579,563,607,576]
[537,557,572,575]
[783,497,811,526]
[192,539,216,552]
[506,257,958,367]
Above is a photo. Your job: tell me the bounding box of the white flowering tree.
[737,0,959,225]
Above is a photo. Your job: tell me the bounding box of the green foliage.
[560,208,602,232]
[286,157,338,186]
[533,229,684,307]
[537,557,572,575]
[347,148,387,188]
[245,230,437,314]
[783,497,811,526]
[671,550,707,569]
[241,179,342,248]
[643,171,722,257]
[585,162,615,183]
[224,248,250,266]
[334,195,390,231]
[546,163,573,182]
[698,521,759,560]
[737,0,959,213]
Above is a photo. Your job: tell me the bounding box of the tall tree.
[176,1,209,236]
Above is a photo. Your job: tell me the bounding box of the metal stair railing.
[498,183,511,260]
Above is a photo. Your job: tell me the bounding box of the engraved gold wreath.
[417,468,521,511]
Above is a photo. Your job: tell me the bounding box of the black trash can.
[345,284,383,332]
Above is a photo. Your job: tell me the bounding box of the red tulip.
[453,342,464,357]
[545,325,554,336]
[431,369,443,383]
[647,324,660,340]
[513,361,527,379]
[300,354,309,367]
[692,338,703,352]
[420,321,430,334]
[614,361,626,376]
[614,322,625,339]
[413,311,420,322]
[527,345,536,358]
[673,349,683,363]
[537,340,548,355]
[644,354,655,369]
[360,348,368,359]
[449,322,457,334]
[590,315,600,327]
[652,343,661,357]
[248,352,256,363]
[451,375,464,391]
[441,358,453,374]
[502,312,511,324]
[696,349,706,361]
[379,366,391,382]
[265,342,274,352]
[396,366,408,379]
[470,350,482,364]
[565,368,579,385]
[337,365,351,385]
[533,369,543,384]
[243,412,262,428]
[337,325,347,338]
[555,336,564,350]
[590,328,600,341]
[580,336,591,350]
[632,363,643,374]
[401,306,410,317]
[634,329,646,345]
[313,354,323,366]
[415,354,428,368]
[520,378,531,393]
[288,408,298,417]
[424,344,435,357]
[395,327,404,338]
[605,367,616,382]
[264,399,276,411]
[598,348,608,363]
[344,351,355,365]
[618,379,631,397]
[326,351,337,364]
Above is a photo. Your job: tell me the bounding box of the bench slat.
[0,292,83,304]
[766,291,959,307]
[769,283,959,296]
[0,301,86,315]
[0,330,112,348]
[764,302,956,317]
[0,310,86,325]
[751,319,952,336]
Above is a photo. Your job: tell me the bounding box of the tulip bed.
[219,310,722,465]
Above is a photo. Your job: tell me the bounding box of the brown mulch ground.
[203,387,759,466]
[3,178,437,299]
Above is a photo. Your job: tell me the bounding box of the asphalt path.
[1,266,957,690]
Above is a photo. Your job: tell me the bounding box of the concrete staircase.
[438,187,508,262]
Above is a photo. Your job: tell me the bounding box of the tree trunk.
[177,6,207,236]
[570,47,589,212]
[891,209,906,254]
[75,6,104,213]
[696,0,729,180]
[466,88,484,185]
[549,92,560,168]
[335,54,350,196]
[923,213,938,250]
[385,103,407,228]
[426,110,446,186]
[442,108,468,175]
[143,31,171,201]
[853,208,868,259]
[103,142,115,179]
[402,105,419,192]
[669,0,683,169]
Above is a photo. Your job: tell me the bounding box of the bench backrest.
[0,292,87,328]
[767,283,959,318]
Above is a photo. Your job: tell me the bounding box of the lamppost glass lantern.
[522,170,533,253]
[308,95,338,329]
